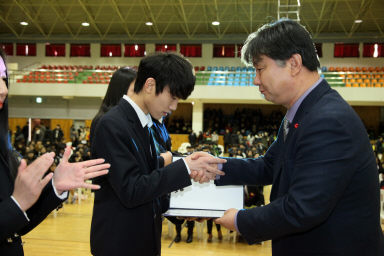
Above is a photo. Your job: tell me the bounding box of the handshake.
[184,152,226,183]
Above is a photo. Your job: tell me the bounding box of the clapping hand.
[185,151,226,183]
[53,146,110,195]
[12,152,56,211]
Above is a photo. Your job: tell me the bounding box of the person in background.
[90,67,137,147]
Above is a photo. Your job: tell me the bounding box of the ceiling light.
[36,97,42,104]
[354,19,363,24]
[20,21,28,26]
[145,21,153,26]
[81,22,90,27]
[212,21,220,26]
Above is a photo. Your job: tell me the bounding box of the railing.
[7,68,384,88]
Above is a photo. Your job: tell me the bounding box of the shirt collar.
[123,95,153,128]
[286,77,323,123]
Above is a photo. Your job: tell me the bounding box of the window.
[363,43,384,58]
[124,44,145,57]
[70,44,91,57]
[0,43,13,56]
[180,44,201,57]
[213,44,235,57]
[334,43,359,57]
[155,44,176,52]
[101,44,121,57]
[16,43,36,56]
[315,43,323,58]
[46,44,65,57]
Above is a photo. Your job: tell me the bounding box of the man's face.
[253,55,294,107]
[147,85,179,120]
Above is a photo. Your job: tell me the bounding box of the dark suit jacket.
[216,80,384,256]
[90,98,191,256]
[0,153,65,256]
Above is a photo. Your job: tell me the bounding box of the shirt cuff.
[52,179,68,200]
[181,158,191,175]
[215,163,224,180]
[10,196,30,222]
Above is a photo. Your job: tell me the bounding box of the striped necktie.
[283,117,290,141]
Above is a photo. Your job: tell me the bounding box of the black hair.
[134,52,195,100]
[241,18,320,71]
[94,67,137,120]
[90,67,137,146]
[0,48,18,180]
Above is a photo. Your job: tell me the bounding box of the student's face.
[147,85,179,120]
[253,55,293,107]
[0,57,8,110]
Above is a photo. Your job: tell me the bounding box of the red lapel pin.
[294,123,299,128]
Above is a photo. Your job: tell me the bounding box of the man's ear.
[144,78,156,94]
[290,53,302,76]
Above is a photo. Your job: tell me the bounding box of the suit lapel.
[117,98,156,171]
[271,80,332,201]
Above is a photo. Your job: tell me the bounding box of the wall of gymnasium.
[6,42,384,135]
[5,42,384,70]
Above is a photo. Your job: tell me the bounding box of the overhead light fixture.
[82,22,90,26]
[145,21,153,26]
[20,21,29,26]
[212,21,220,26]
[354,19,363,24]
[36,97,42,104]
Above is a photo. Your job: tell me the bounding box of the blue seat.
[207,66,212,71]
[230,66,236,71]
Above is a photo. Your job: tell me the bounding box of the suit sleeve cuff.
[10,196,30,222]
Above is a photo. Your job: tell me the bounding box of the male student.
[213,19,384,256]
[90,52,226,256]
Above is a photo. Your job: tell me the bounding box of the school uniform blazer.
[216,80,384,256]
[0,154,65,256]
[90,98,191,256]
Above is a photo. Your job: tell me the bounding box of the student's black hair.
[94,67,137,120]
[134,52,195,100]
[241,18,320,71]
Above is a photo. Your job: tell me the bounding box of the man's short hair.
[241,18,320,71]
[134,52,195,100]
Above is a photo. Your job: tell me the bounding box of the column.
[192,100,203,133]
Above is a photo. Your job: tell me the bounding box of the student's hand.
[12,153,55,211]
[160,151,172,167]
[185,152,226,183]
[53,146,110,195]
[215,208,238,231]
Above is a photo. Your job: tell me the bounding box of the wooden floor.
[23,198,272,256]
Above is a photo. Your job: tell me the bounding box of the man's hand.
[53,146,110,194]
[184,152,226,183]
[215,208,239,231]
[12,153,55,211]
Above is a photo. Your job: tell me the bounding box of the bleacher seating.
[13,65,384,88]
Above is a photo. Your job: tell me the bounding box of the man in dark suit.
[90,52,226,256]
[214,19,384,255]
